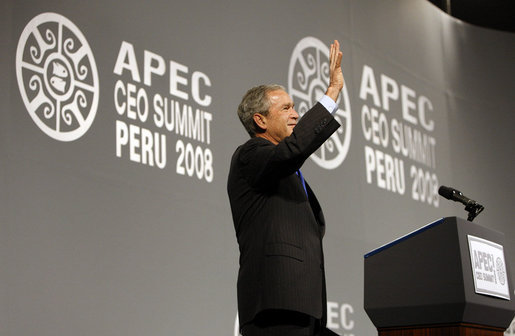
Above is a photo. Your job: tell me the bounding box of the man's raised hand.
[325,40,344,102]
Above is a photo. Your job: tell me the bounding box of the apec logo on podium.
[16,12,99,142]
[468,235,510,300]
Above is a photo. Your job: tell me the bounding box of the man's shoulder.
[242,136,272,147]
[228,137,272,186]
[233,136,273,161]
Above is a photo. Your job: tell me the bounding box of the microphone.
[438,185,484,221]
[438,186,475,205]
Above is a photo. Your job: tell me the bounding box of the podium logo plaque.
[468,235,510,300]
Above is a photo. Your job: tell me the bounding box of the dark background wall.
[2,1,514,335]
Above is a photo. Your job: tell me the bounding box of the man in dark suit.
[227,40,344,336]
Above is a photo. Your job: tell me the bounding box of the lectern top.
[364,217,445,258]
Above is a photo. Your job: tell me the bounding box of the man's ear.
[253,113,267,130]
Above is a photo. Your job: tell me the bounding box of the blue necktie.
[296,169,308,197]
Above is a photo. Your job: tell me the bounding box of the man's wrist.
[319,95,338,115]
[325,86,341,102]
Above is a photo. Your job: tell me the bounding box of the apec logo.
[288,36,352,170]
[16,12,99,141]
[233,301,356,335]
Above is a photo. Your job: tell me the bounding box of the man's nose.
[291,108,299,119]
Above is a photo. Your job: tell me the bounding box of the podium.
[364,217,515,336]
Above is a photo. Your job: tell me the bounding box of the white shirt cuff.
[319,95,338,115]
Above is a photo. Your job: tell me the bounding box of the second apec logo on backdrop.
[288,36,352,170]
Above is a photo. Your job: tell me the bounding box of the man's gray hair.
[237,84,285,137]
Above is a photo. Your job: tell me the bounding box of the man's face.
[260,90,299,144]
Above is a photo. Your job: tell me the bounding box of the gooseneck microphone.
[438,185,484,222]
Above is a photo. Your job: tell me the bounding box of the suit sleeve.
[239,102,340,188]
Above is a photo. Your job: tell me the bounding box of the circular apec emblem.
[16,13,99,142]
[288,36,352,170]
[496,256,506,286]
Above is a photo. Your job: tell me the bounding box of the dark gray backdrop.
[2,0,514,335]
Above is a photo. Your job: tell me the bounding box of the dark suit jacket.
[227,102,340,328]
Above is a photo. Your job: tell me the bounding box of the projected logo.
[16,12,99,141]
[288,36,352,169]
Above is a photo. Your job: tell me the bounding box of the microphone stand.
[465,201,484,222]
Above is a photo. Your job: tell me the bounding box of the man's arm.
[236,40,345,187]
[240,104,340,188]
